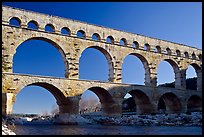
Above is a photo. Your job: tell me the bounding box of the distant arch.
[106,36,114,44]
[158,92,182,113]
[9,17,21,27]
[187,95,202,112]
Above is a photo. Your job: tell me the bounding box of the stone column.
[58,96,80,114]
[112,59,122,83]
[101,97,123,116]
[148,65,157,87]
[2,93,16,115]
[175,69,186,90]
[196,69,202,92]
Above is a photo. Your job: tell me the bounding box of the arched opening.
[184,51,189,58]
[13,83,66,116]
[79,87,114,115]
[165,48,171,55]
[120,38,127,46]
[132,41,139,49]
[9,17,21,27]
[27,20,38,30]
[158,92,181,113]
[79,90,101,115]
[123,90,153,114]
[187,95,202,112]
[61,27,70,36]
[106,36,114,44]
[45,24,55,33]
[198,54,202,61]
[144,43,150,51]
[13,38,67,78]
[77,30,86,38]
[155,46,161,53]
[92,33,101,41]
[157,59,179,88]
[122,94,136,114]
[157,98,166,113]
[122,53,148,85]
[176,50,181,57]
[192,52,196,60]
[186,64,200,90]
[79,46,113,82]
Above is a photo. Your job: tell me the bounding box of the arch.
[155,46,161,53]
[92,33,101,41]
[9,17,21,27]
[122,53,150,85]
[192,52,196,60]
[14,82,67,114]
[198,54,202,61]
[144,43,150,51]
[187,95,202,112]
[184,51,189,58]
[132,41,139,49]
[61,27,71,36]
[157,58,180,87]
[126,89,153,114]
[77,30,86,38]
[176,49,181,57]
[45,24,55,33]
[84,87,114,115]
[166,48,171,55]
[158,92,182,113]
[120,38,127,46]
[27,20,38,30]
[79,46,114,82]
[106,35,114,44]
[186,63,201,91]
[13,37,68,77]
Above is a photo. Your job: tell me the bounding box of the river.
[14,124,202,135]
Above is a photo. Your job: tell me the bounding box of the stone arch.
[186,63,202,91]
[12,37,69,78]
[144,43,150,51]
[132,41,139,49]
[92,33,101,41]
[157,58,180,88]
[155,46,161,53]
[27,20,38,30]
[125,89,153,114]
[166,47,171,55]
[61,27,71,36]
[187,95,202,112]
[120,38,127,46]
[184,51,189,58]
[45,24,55,32]
[158,92,182,113]
[9,17,21,27]
[176,49,181,57]
[77,30,86,38]
[83,86,115,115]
[122,53,150,85]
[106,35,114,44]
[14,82,68,114]
[79,46,114,82]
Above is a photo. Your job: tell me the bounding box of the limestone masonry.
[2,6,202,117]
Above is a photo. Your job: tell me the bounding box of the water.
[14,124,202,135]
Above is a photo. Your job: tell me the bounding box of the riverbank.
[2,112,202,135]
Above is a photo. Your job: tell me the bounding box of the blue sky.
[2,2,201,114]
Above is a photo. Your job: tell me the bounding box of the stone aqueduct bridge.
[2,6,202,116]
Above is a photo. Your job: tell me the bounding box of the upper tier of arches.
[2,6,202,61]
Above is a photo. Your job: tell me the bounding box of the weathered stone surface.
[2,6,202,116]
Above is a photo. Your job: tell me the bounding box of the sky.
[2,2,201,114]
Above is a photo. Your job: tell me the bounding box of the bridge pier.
[101,98,123,116]
[2,93,16,115]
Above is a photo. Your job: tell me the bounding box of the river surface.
[14,124,202,135]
